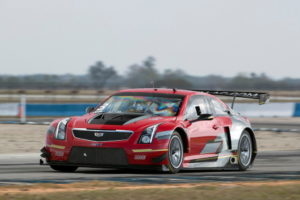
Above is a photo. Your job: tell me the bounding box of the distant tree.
[250,72,257,78]
[228,74,253,90]
[2,58,300,91]
[227,72,278,90]
[157,69,192,88]
[126,57,160,87]
[88,61,117,89]
[143,56,156,69]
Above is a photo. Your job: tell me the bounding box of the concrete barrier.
[293,103,300,117]
[233,103,296,117]
[0,103,19,116]
[22,102,300,117]
[1,102,300,117]
[26,103,97,117]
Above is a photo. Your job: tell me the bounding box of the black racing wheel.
[237,130,253,171]
[167,132,184,174]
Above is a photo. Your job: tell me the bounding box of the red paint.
[44,88,245,168]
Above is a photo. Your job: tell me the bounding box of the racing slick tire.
[167,132,184,174]
[50,165,78,172]
[237,130,253,171]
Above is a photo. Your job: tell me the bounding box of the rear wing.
[191,90,270,108]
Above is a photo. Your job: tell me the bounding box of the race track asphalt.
[0,151,299,185]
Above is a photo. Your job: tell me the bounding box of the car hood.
[70,113,176,130]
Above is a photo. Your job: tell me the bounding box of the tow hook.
[39,159,45,165]
[40,147,50,158]
[40,147,50,165]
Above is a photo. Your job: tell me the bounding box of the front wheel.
[237,131,253,171]
[50,165,78,172]
[167,132,184,174]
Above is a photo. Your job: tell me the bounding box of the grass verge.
[0,180,300,200]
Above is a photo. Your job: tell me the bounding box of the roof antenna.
[150,80,157,91]
[150,80,155,89]
[150,80,154,88]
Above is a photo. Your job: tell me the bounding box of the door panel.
[207,97,233,153]
[183,95,224,162]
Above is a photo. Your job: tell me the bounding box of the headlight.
[139,124,160,144]
[47,125,56,135]
[54,118,70,140]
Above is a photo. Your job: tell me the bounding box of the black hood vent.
[89,113,146,125]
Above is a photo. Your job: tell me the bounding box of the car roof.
[115,88,208,96]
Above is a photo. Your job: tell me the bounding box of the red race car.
[41,88,269,173]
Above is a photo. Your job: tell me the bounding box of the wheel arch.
[174,127,189,153]
[243,127,257,163]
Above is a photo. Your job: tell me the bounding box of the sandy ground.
[255,131,300,151]
[1,180,299,195]
[0,121,299,154]
[0,125,47,154]
[250,117,300,124]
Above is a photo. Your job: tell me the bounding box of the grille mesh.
[68,147,128,166]
[73,129,132,141]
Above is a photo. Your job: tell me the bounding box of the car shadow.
[72,167,238,175]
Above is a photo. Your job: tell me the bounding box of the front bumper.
[41,143,169,168]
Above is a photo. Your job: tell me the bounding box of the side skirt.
[183,151,238,169]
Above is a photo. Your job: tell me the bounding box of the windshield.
[95,95,183,116]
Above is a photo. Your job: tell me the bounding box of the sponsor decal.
[54,151,64,157]
[91,143,103,147]
[134,155,146,160]
[132,149,168,153]
[47,144,65,150]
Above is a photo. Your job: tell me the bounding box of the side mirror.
[86,106,95,113]
[195,106,201,116]
[189,106,214,123]
[225,109,231,115]
[198,114,214,120]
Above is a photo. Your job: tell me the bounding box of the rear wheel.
[167,132,184,174]
[237,131,253,171]
[50,165,78,172]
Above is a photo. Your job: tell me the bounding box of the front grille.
[72,129,133,142]
[68,147,128,166]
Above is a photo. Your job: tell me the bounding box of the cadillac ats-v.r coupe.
[41,88,269,173]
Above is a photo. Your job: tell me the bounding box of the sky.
[0,0,300,79]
